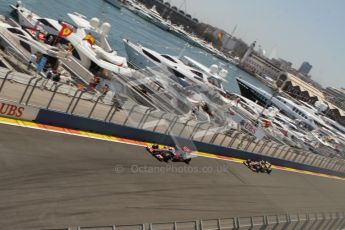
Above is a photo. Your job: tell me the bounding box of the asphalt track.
[0,123,345,230]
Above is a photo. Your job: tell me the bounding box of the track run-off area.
[0,117,345,230]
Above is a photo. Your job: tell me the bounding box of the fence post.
[199,220,203,230]
[46,83,63,109]
[250,216,254,227]
[112,225,116,230]
[190,123,202,139]
[258,140,269,153]
[209,132,219,144]
[25,77,43,105]
[0,70,13,94]
[123,104,139,125]
[235,217,240,229]
[138,108,155,128]
[264,215,268,226]
[217,218,221,230]
[227,132,240,147]
[199,125,213,142]
[165,115,179,135]
[66,89,81,113]
[88,95,103,118]
[235,136,246,149]
[173,221,177,230]
[178,119,193,136]
[219,133,228,146]
[70,90,86,114]
[104,97,120,122]
[276,145,289,158]
[243,137,255,151]
[251,139,261,153]
[152,113,167,132]
[266,142,277,155]
[19,76,36,104]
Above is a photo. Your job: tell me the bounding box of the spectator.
[43,63,52,73]
[41,67,54,89]
[99,84,110,102]
[101,84,109,96]
[45,34,54,45]
[89,75,100,89]
[49,71,61,90]
[27,53,37,70]
[52,72,61,83]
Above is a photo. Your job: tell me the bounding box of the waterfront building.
[240,42,283,80]
[298,61,312,76]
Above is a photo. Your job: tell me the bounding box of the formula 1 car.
[243,159,272,174]
[145,144,196,164]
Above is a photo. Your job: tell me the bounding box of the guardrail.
[44,212,345,230]
[1,68,345,175]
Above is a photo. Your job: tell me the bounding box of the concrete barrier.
[35,109,345,177]
[0,98,39,121]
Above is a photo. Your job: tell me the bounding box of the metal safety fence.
[1,68,345,174]
[44,212,345,230]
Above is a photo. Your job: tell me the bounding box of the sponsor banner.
[227,109,266,140]
[0,100,39,121]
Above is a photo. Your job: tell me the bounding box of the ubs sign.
[0,100,39,121]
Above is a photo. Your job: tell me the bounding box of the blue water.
[0,0,271,94]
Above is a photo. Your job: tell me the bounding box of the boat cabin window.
[37,19,58,31]
[190,69,203,77]
[208,76,222,88]
[194,76,203,82]
[7,28,25,36]
[142,49,161,63]
[19,40,31,53]
[71,47,81,60]
[89,61,102,75]
[161,54,177,63]
[168,67,186,79]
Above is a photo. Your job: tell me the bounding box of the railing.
[1,68,345,174]
[43,212,345,230]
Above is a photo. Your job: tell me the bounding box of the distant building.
[271,58,292,71]
[240,41,283,80]
[324,87,345,100]
[137,0,199,32]
[298,61,312,76]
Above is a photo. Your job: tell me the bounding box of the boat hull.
[236,78,269,107]
[104,0,122,9]
[123,40,157,70]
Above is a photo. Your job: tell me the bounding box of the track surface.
[0,124,345,230]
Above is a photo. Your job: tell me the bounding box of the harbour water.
[0,0,272,94]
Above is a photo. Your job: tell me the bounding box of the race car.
[243,159,272,174]
[145,144,196,164]
[145,144,175,162]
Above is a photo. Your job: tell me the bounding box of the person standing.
[27,53,37,70]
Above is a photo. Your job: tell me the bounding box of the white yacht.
[123,39,207,88]
[146,5,171,31]
[179,56,231,99]
[0,15,68,73]
[104,0,123,9]
[10,2,133,79]
[236,78,318,130]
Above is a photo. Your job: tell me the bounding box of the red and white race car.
[145,144,196,164]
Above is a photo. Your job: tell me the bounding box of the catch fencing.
[44,212,345,230]
[1,68,345,174]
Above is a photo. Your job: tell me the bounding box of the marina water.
[0,0,272,94]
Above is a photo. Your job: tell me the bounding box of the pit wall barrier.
[45,212,345,230]
[1,69,345,175]
[35,109,345,178]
